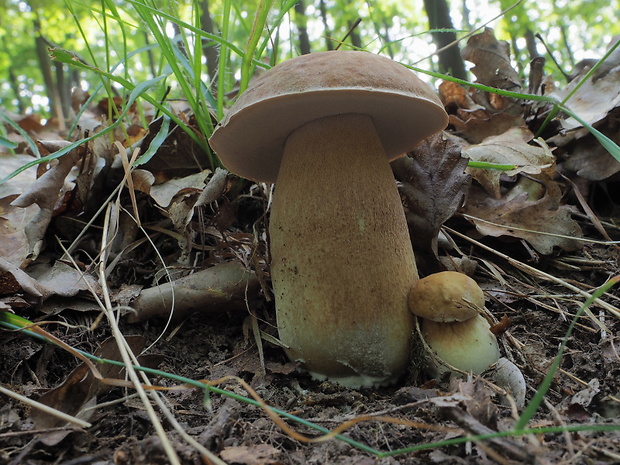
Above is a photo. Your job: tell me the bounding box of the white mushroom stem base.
[270,113,417,387]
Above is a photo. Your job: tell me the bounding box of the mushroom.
[409,271,500,376]
[209,51,448,387]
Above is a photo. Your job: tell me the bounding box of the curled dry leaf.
[550,45,620,130]
[11,142,83,264]
[392,133,470,272]
[460,27,522,114]
[439,80,525,144]
[463,178,583,254]
[30,336,160,446]
[463,127,555,198]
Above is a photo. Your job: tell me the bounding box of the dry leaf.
[11,142,83,263]
[148,170,212,208]
[562,120,620,181]
[0,195,39,266]
[463,179,583,254]
[220,444,280,465]
[28,261,101,298]
[461,27,521,91]
[393,133,470,272]
[439,80,524,144]
[30,335,155,447]
[550,46,620,130]
[463,127,555,198]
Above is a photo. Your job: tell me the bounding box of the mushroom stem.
[270,113,417,387]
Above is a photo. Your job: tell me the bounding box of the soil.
[1,186,619,465]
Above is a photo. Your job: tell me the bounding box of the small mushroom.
[409,271,500,376]
[209,51,448,387]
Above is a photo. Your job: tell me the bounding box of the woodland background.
[1,0,619,123]
[1,1,620,464]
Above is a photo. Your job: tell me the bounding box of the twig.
[444,226,620,325]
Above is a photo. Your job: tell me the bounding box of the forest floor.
[1,30,620,464]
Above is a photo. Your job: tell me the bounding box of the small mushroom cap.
[422,314,500,376]
[409,271,485,322]
[208,51,449,182]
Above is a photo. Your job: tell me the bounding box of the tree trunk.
[144,32,158,78]
[294,0,311,54]
[200,0,219,86]
[382,20,395,59]
[34,19,64,128]
[525,29,541,60]
[8,66,25,114]
[55,62,72,120]
[319,0,333,50]
[422,0,467,80]
[347,20,363,49]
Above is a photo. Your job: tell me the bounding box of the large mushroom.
[209,51,448,387]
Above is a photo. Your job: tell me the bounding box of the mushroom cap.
[409,271,485,323]
[422,315,500,376]
[208,51,449,183]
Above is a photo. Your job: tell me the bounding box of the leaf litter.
[1,28,620,464]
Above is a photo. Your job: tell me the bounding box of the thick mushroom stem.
[270,113,417,387]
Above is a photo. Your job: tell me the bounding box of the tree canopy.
[0,0,618,117]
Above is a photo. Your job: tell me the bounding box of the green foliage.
[0,0,619,176]
[1,0,618,116]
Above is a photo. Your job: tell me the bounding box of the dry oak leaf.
[561,111,620,181]
[463,127,555,199]
[439,80,524,144]
[11,141,83,264]
[393,133,470,272]
[461,28,522,116]
[30,336,156,445]
[462,179,583,254]
[0,195,39,266]
[550,45,620,130]
[461,28,521,92]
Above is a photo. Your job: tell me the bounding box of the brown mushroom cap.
[208,50,449,183]
[409,271,485,322]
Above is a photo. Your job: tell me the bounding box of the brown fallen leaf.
[11,141,84,264]
[220,444,281,465]
[461,27,522,113]
[463,126,555,198]
[561,114,620,181]
[31,335,159,445]
[550,44,620,130]
[28,260,101,298]
[462,178,583,254]
[439,80,524,145]
[0,194,39,266]
[393,133,470,273]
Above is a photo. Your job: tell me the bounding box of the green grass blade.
[514,276,619,431]
[134,113,171,165]
[0,135,18,150]
[0,112,40,157]
[0,74,168,183]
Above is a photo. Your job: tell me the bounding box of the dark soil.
[1,204,619,464]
